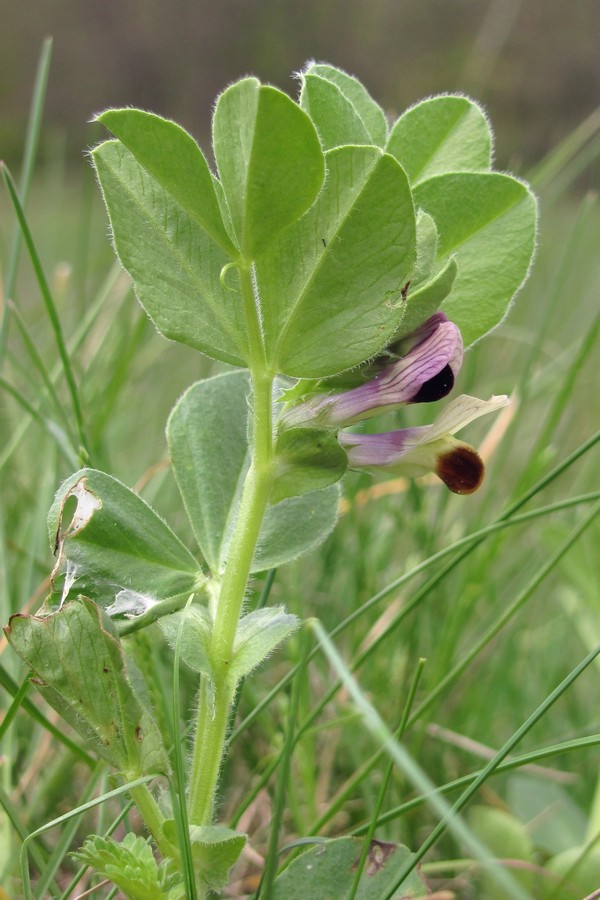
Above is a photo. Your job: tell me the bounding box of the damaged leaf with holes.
[48,468,205,609]
[271,836,429,898]
[5,597,170,777]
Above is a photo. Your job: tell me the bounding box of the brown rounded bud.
[436,444,484,494]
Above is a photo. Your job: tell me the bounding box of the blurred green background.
[2,0,600,174]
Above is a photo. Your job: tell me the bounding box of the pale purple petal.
[339,427,427,466]
[285,313,463,427]
[422,394,509,441]
[329,314,462,423]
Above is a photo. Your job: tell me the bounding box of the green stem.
[128,783,180,863]
[188,263,275,826]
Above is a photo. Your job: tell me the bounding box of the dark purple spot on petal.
[436,445,484,494]
[411,364,455,403]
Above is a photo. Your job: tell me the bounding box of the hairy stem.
[188,264,275,827]
[129,783,180,862]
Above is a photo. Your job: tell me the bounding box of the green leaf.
[272,426,347,503]
[72,833,182,900]
[92,140,248,366]
[167,371,340,575]
[507,774,586,855]
[387,94,492,183]
[212,78,324,257]
[97,108,237,255]
[255,484,340,571]
[299,74,373,150]
[271,836,428,899]
[255,145,416,377]
[414,172,537,345]
[229,607,300,683]
[5,597,169,775]
[166,371,249,574]
[468,806,534,897]
[302,62,388,147]
[189,825,246,890]
[48,468,203,608]
[413,209,439,287]
[395,257,458,340]
[162,822,246,892]
[159,605,213,676]
[543,846,600,899]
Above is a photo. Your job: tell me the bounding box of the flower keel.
[339,394,508,493]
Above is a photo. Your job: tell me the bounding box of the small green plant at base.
[2,61,543,897]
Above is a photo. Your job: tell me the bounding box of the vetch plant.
[4,63,537,897]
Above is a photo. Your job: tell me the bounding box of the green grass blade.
[483,193,597,503]
[228,753,279,831]
[58,799,135,899]
[0,782,51,886]
[7,299,79,447]
[547,829,600,900]
[348,658,426,900]
[408,498,600,726]
[388,641,600,894]
[529,105,600,193]
[19,774,157,899]
[231,491,600,840]
[340,431,600,675]
[1,164,89,462]
[0,505,7,611]
[499,193,600,498]
[33,763,104,900]
[0,664,95,766]
[1,37,53,340]
[229,489,600,758]
[0,675,31,742]
[257,627,310,898]
[350,733,600,832]
[0,374,77,467]
[310,619,531,900]
[0,262,124,472]
[541,132,600,201]
[311,666,600,835]
[527,293,600,477]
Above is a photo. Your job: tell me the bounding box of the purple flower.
[284,313,463,427]
[339,395,509,494]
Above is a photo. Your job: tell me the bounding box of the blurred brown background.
[2,0,600,172]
